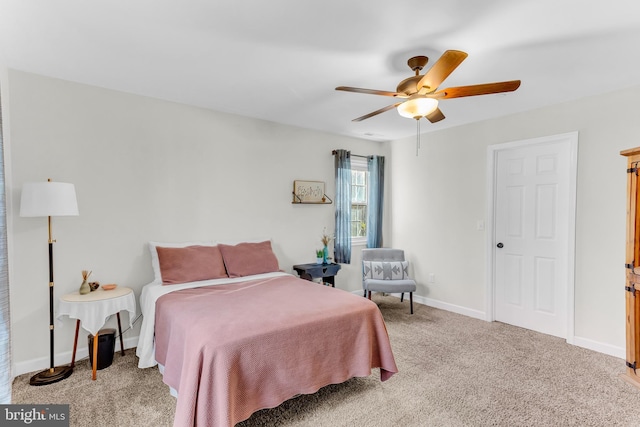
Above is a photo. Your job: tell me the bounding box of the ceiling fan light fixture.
[397,96,438,119]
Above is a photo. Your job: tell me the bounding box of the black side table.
[293,263,341,287]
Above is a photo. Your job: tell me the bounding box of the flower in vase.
[321,227,333,247]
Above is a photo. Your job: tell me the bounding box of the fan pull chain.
[416,119,421,157]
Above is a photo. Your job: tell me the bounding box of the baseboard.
[572,336,625,359]
[351,290,486,320]
[414,295,486,320]
[12,336,138,378]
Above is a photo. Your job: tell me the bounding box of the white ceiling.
[1,0,639,141]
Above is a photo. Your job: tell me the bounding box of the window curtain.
[0,88,10,403]
[367,155,385,248]
[334,149,351,264]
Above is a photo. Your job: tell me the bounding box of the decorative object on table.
[315,249,324,264]
[102,284,117,291]
[20,178,79,386]
[321,228,333,264]
[292,180,332,204]
[89,281,100,291]
[79,270,92,295]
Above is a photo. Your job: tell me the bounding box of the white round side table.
[58,286,136,380]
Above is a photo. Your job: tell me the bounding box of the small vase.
[316,257,323,264]
[322,245,329,264]
[79,279,90,295]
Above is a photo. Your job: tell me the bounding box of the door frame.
[485,131,579,343]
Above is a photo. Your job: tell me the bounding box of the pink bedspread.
[154,275,397,427]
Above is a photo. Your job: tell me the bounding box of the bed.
[136,240,398,427]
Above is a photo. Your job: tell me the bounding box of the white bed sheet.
[135,271,289,368]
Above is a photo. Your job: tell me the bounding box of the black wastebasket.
[88,328,116,370]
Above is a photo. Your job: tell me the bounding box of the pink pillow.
[156,245,228,285]
[218,241,280,278]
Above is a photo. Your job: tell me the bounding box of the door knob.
[497,243,504,248]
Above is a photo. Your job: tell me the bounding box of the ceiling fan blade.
[352,103,402,122]
[416,50,468,94]
[426,107,445,123]
[336,86,407,98]
[433,80,521,99]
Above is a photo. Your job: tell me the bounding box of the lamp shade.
[397,96,439,119]
[20,181,79,217]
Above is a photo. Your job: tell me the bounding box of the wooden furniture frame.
[621,147,640,388]
[70,314,125,380]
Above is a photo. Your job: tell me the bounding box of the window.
[351,158,368,243]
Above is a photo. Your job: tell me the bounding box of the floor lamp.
[20,179,79,386]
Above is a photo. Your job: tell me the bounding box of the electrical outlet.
[428,273,435,284]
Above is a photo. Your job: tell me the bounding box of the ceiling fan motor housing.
[397,75,423,96]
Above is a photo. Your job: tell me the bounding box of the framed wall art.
[292,180,332,204]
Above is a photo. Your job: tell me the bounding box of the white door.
[494,137,573,338]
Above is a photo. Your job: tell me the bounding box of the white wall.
[6,70,390,375]
[390,85,640,356]
[8,68,636,374]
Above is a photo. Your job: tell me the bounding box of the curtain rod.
[331,150,370,159]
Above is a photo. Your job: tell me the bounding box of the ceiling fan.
[336,50,521,123]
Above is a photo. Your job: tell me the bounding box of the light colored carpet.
[12,294,640,426]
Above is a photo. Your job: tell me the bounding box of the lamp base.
[29,365,73,386]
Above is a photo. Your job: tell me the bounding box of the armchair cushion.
[364,278,416,293]
[363,260,409,280]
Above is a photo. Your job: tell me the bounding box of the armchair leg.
[410,292,414,314]
[363,289,367,297]
[400,292,404,302]
[367,291,372,300]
